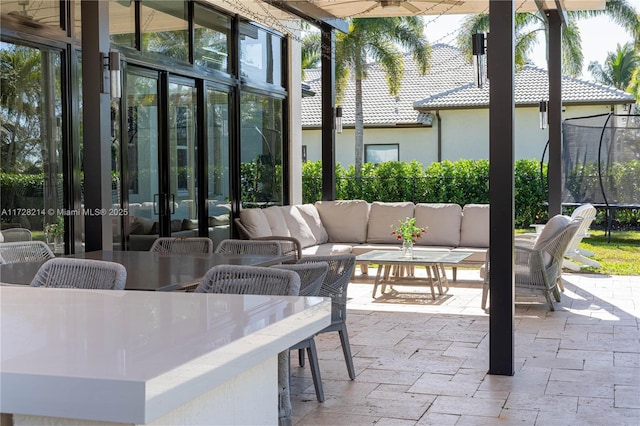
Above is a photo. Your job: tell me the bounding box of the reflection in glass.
[206,89,231,246]
[168,81,198,234]
[1,0,62,30]
[239,23,282,87]
[111,95,123,250]
[0,42,62,250]
[365,144,400,164]
[194,5,230,73]
[109,0,136,48]
[126,71,160,250]
[240,93,283,206]
[141,1,188,62]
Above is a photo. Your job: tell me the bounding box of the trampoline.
[561,113,640,240]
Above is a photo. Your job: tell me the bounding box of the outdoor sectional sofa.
[236,200,489,279]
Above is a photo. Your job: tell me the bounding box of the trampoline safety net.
[562,113,640,208]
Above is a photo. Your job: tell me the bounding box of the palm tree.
[588,42,640,90]
[624,67,640,112]
[333,17,430,177]
[456,0,639,77]
[301,32,320,80]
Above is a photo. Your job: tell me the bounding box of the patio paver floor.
[290,268,640,425]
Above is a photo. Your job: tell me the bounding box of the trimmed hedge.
[3,159,637,230]
[301,159,639,229]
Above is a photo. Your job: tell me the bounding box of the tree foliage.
[588,42,640,90]
[456,1,639,77]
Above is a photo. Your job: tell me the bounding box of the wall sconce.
[335,105,343,134]
[472,32,487,89]
[102,51,121,99]
[539,100,548,129]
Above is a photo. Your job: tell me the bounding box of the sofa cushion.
[182,219,199,230]
[263,206,291,237]
[414,203,462,247]
[315,200,369,243]
[366,202,415,244]
[295,204,329,244]
[170,219,183,232]
[239,209,272,238]
[280,206,317,248]
[459,204,490,248]
[208,214,229,227]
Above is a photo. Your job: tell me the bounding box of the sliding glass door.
[124,68,160,250]
[168,78,198,236]
[0,42,63,251]
[206,86,231,246]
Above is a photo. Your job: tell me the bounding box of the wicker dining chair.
[214,239,282,256]
[0,241,55,264]
[297,254,357,380]
[0,228,33,242]
[149,237,214,254]
[195,265,300,425]
[30,258,127,290]
[273,262,329,402]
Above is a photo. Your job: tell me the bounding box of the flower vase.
[402,239,413,258]
[54,235,63,252]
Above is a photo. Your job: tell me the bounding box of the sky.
[423,1,639,82]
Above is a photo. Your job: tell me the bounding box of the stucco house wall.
[301,45,634,168]
[302,104,624,165]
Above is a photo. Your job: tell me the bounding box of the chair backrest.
[534,219,581,280]
[214,239,281,256]
[0,241,55,264]
[1,228,33,242]
[297,254,356,325]
[149,237,213,254]
[196,265,300,296]
[565,203,597,255]
[30,258,127,290]
[272,262,328,297]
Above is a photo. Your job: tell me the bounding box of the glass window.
[240,92,283,206]
[194,4,230,73]
[0,42,63,251]
[141,1,188,62]
[365,144,399,164]
[239,23,282,87]
[110,0,136,48]
[1,0,62,30]
[206,88,231,246]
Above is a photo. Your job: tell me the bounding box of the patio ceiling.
[273,0,605,19]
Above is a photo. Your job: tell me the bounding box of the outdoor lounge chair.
[482,216,581,311]
[523,203,600,271]
[561,203,601,271]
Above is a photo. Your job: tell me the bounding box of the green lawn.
[517,229,640,276]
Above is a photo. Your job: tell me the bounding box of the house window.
[365,144,399,164]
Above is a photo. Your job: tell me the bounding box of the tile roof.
[301,44,634,127]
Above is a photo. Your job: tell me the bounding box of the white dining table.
[0,287,330,425]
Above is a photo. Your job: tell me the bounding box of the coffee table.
[356,250,473,299]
